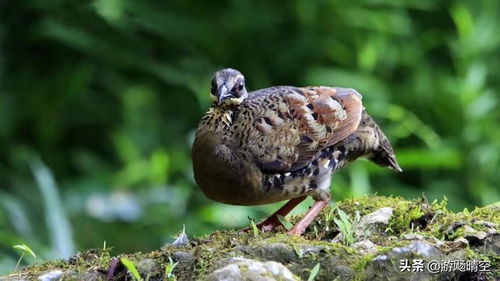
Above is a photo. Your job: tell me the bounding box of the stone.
[453,237,469,248]
[135,258,159,277]
[212,257,249,271]
[391,240,442,259]
[486,228,498,236]
[295,245,324,258]
[403,233,424,241]
[37,270,64,281]
[352,240,377,255]
[474,220,497,229]
[365,241,445,281]
[63,272,102,281]
[206,258,299,281]
[407,240,442,258]
[482,234,500,255]
[355,207,393,239]
[172,251,196,266]
[256,243,297,262]
[207,264,241,281]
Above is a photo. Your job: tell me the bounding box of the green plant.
[333,208,360,245]
[250,219,259,237]
[120,257,142,281]
[12,244,37,272]
[98,241,108,267]
[325,207,337,231]
[165,257,178,281]
[277,215,293,231]
[307,263,321,281]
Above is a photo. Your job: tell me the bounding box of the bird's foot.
[241,218,280,233]
[242,196,307,233]
[288,199,329,236]
[255,215,282,232]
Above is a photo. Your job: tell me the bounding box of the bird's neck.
[200,105,239,135]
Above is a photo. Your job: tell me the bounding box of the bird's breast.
[192,131,271,205]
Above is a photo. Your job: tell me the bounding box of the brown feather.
[231,86,362,173]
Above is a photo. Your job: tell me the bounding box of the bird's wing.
[232,86,363,173]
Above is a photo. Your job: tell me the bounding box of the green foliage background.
[1,0,499,273]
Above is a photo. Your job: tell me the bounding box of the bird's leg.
[288,199,329,235]
[256,196,307,232]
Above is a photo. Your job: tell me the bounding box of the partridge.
[192,68,401,235]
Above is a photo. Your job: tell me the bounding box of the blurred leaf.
[396,148,462,169]
[93,0,124,23]
[450,3,474,41]
[31,159,75,259]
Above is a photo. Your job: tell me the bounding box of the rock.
[326,265,354,280]
[206,258,299,281]
[256,243,297,262]
[465,231,488,245]
[475,220,497,229]
[172,251,196,266]
[295,245,324,258]
[403,233,424,241]
[38,270,64,281]
[391,240,442,259]
[352,240,377,255]
[135,258,160,277]
[365,241,445,281]
[407,240,442,258]
[355,207,393,239]
[482,234,500,255]
[486,228,498,236]
[453,237,469,248]
[462,225,475,233]
[460,225,489,246]
[63,272,103,281]
[320,256,356,280]
[212,257,249,270]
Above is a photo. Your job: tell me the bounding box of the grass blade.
[121,257,142,281]
[13,244,36,258]
[307,263,321,281]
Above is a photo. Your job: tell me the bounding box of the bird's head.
[210,68,248,106]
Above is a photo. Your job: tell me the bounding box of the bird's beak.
[217,85,230,104]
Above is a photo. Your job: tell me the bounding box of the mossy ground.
[2,195,499,281]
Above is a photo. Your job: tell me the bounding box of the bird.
[192,68,401,235]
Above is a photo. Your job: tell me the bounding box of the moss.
[471,202,500,224]
[5,195,499,281]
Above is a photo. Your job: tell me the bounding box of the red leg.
[257,196,307,232]
[288,199,329,235]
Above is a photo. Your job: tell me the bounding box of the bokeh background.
[1,0,499,273]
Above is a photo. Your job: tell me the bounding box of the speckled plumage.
[193,68,401,235]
